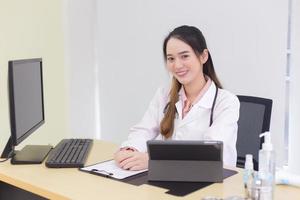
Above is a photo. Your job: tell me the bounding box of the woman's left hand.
[119,152,149,171]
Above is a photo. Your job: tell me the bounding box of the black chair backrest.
[236,95,272,170]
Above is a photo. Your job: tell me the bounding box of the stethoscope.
[209,87,218,127]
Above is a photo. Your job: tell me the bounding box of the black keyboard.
[45,139,93,168]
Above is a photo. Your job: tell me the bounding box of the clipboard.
[79,159,148,179]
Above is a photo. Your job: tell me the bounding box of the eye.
[181,54,189,59]
[167,57,174,62]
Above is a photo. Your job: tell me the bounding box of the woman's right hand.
[114,149,133,166]
[114,148,149,171]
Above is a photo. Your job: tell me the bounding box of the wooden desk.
[0,140,299,200]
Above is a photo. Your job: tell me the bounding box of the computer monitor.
[1,58,52,164]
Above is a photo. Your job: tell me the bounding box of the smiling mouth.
[176,70,188,77]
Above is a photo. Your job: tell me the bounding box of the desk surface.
[0,140,299,200]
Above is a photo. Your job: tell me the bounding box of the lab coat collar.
[193,81,217,109]
[175,82,217,127]
[175,81,217,111]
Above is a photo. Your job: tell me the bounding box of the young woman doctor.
[114,25,240,171]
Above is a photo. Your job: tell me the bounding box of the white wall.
[0,0,68,149]
[64,0,101,139]
[96,0,288,164]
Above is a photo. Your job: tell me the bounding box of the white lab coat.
[121,82,240,167]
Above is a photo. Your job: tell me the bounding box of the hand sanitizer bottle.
[243,154,254,199]
[258,132,276,200]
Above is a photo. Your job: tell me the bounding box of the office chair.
[236,95,273,170]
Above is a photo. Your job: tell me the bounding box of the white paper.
[80,160,148,179]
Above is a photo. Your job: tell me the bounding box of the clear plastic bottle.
[250,171,261,200]
[243,154,254,199]
[258,132,276,200]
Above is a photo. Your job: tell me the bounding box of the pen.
[91,169,113,177]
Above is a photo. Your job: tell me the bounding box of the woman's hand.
[114,149,133,166]
[114,149,149,171]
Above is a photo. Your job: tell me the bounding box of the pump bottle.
[243,154,254,199]
[258,132,276,200]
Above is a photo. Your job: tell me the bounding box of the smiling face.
[165,37,207,87]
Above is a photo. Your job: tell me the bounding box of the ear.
[199,49,209,64]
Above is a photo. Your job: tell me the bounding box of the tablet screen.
[147,140,223,161]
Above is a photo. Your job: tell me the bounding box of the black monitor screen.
[9,58,44,145]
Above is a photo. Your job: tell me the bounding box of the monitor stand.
[11,145,53,164]
[1,137,52,164]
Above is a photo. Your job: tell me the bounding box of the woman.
[114,25,240,171]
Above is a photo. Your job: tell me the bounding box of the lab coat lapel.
[175,101,183,120]
[176,83,217,128]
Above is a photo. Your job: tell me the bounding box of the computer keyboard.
[45,139,93,168]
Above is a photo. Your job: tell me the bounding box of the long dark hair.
[160,25,222,138]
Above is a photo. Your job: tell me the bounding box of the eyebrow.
[166,50,190,57]
[178,50,190,55]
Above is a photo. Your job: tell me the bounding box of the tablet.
[147,140,223,182]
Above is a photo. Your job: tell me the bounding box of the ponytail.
[160,77,181,138]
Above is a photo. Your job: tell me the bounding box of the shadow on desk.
[117,168,237,196]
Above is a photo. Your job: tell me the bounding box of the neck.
[184,74,206,101]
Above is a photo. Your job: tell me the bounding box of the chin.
[174,73,192,84]
[176,78,190,85]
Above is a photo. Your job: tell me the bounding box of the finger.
[122,160,139,170]
[119,155,138,168]
[114,152,124,164]
[114,151,133,165]
[129,165,143,171]
[116,155,131,166]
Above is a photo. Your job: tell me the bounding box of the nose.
[173,58,183,70]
